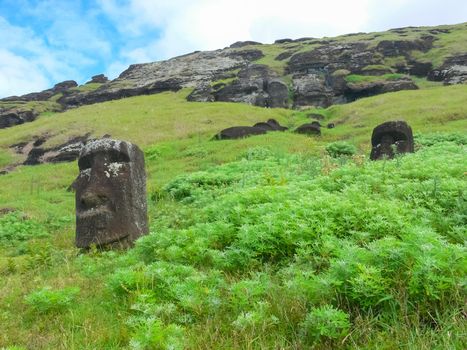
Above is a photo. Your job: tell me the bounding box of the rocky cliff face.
[1,22,467,129]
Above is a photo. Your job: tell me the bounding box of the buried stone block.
[370,120,414,160]
[214,126,267,140]
[294,123,321,135]
[74,139,148,248]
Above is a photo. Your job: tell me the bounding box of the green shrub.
[325,141,357,157]
[299,305,350,344]
[107,138,465,347]
[345,73,405,84]
[25,287,80,313]
[240,146,274,161]
[231,301,279,332]
[129,318,184,350]
[415,132,467,147]
[0,212,49,247]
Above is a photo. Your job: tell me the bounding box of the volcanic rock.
[428,53,467,85]
[214,126,267,140]
[74,138,148,248]
[230,41,262,48]
[0,110,38,129]
[86,74,109,84]
[370,120,414,160]
[294,123,321,135]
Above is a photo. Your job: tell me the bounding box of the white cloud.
[0,1,114,97]
[101,0,467,80]
[2,0,466,96]
[0,49,50,97]
[100,0,373,78]
[103,0,371,56]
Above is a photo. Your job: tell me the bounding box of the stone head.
[370,121,414,160]
[74,139,148,248]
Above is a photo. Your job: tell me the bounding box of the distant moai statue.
[370,121,414,160]
[74,139,148,248]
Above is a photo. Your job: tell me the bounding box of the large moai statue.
[370,121,414,160]
[74,139,148,248]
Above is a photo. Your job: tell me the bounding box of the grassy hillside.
[0,85,466,349]
[250,22,467,75]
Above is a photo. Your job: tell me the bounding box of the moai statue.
[294,123,321,136]
[370,120,414,160]
[74,139,148,248]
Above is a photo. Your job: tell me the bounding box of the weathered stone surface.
[0,110,38,129]
[404,60,433,77]
[74,139,148,248]
[287,42,375,74]
[61,49,264,107]
[370,120,414,160]
[292,73,334,107]
[275,51,297,61]
[294,123,321,135]
[376,38,434,57]
[344,78,418,101]
[22,134,91,165]
[191,64,289,108]
[230,41,262,48]
[10,80,78,102]
[275,38,293,44]
[428,53,467,85]
[253,119,288,131]
[311,121,321,127]
[327,123,335,129]
[86,74,109,84]
[214,126,267,140]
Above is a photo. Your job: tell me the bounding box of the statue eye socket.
[108,150,130,163]
[78,155,92,170]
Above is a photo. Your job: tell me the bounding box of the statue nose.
[80,192,109,210]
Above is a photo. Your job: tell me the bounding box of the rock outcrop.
[86,74,109,84]
[0,110,38,128]
[428,53,467,85]
[189,64,289,108]
[1,23,466,130]
[214,118,287,140]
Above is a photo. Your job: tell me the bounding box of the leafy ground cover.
[0,133,465,349]
[0,82,466,349]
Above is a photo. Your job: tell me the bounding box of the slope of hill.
[0,23,466,350]
[1,22,467,130]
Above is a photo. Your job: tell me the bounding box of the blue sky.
[0,0,466,98]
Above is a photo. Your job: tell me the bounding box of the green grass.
[0,65,466,349]
[69,83,103,92]
[1,137,465,349]
[252,44,297,74]
[413,23,467,67]
[361,64,393,72]
[210,76,237,88]
[0,100,62,114]
[345,73,406,84]
[0,89,296,151]
[251,22,467,74]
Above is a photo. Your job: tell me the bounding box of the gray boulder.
[214,126,267,140]
[295,123,321,135]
